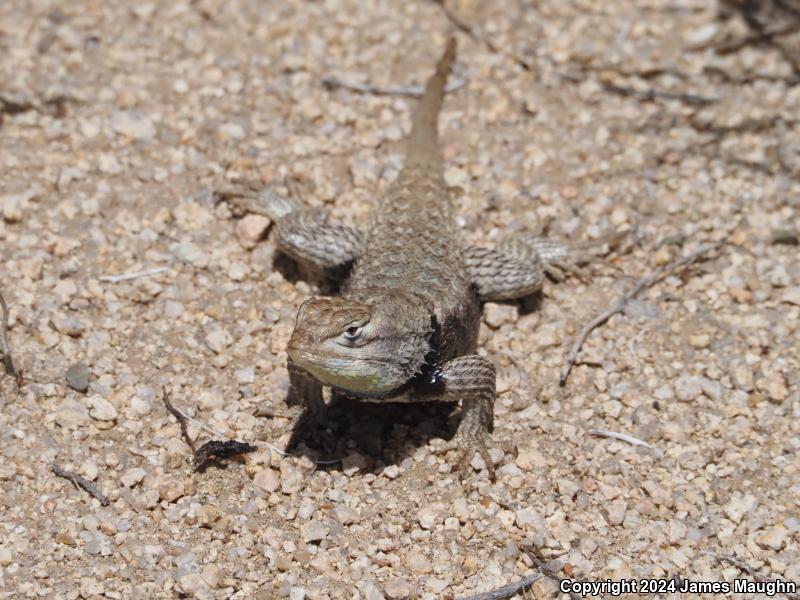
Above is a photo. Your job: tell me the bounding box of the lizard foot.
[544,261,590,284]
[435,429,496,481]
[256,401,331,451]
[254,403,303,420]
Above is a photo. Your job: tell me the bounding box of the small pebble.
[120,468,146,488]
[110,110,156,141]
[236,214,271,249]
[384,577,411,599]
[674,374,703,402]
[88,395,118,421]
[66,362,90,393]
[254,468,281,493]
[301,520,329,543]
[158,478,185,503]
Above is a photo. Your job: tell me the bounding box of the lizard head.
[287,294,430,396]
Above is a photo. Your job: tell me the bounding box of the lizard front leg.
[273,211,366,273]
[418,354,497,479]
[286,358,334,451]
[286,358,325,415]
[264,192,366,273]
[261,358,329,451]
[220,186,366,274]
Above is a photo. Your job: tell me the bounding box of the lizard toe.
[434,431,496,481]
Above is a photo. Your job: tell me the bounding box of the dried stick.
[589,429,664,459]
[558,71,718,106]
[52,463,110,506]
[600,81,718,106]
[456,574,542,600]
[322,76,465,97]
[702,551,800,600]
[160,387,330,469]
[97,267,169,283]
[0,289,21,386]
[163,385,345,467]
[522,545,581,600]
[588,428,652,448]
[559,239,726,386]
[162,386,196,452]
[433,0,534,71]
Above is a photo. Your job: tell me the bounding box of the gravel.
[1,0,798,598]
[65,362,90,393]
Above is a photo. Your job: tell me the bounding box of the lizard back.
[345,39,477,352]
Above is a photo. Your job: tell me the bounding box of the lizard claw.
[435,430,496,481]
[254,403,304,420]
[544,261,591,284]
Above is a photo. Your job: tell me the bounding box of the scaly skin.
[288,39,498,477]
[233,38,619,479]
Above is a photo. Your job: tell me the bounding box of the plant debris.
[162,386,196,452]
[52,463,110,506]
[560,237,729,385]
[193,439,258,471]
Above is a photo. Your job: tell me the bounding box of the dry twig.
[52,463,110,506]
[588,428,652,449]
[164,385,345,468]
[522,545,581,600]
[456,574,543,600]
[559,71,718,106]
[600,81,718,106]
[0,289,21,387]
[97,267,169,283]
[162,387,281,471]
[589,429,664,459]
[703,551,800,600]
[162,386,196,452]
[322,76,465,97]
[560,238,727,386]
[433,0,534,70]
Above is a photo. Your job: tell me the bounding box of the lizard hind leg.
[463,233,622,300]
[463,244,545,301]
[501,233,624,283]
[427,354,497,480]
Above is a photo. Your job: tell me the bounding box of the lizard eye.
[339,325,365,346]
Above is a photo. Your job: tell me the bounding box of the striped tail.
[405,37,457,168]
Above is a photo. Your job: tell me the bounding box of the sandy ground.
[1,0,799,598]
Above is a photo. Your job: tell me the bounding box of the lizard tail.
[405,37,457,168]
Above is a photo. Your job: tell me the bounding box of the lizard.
[231,37,616,479]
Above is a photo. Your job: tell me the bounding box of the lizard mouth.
[287,346,331,364]
[287,345,398,394]
[287,341,347,362]
[288,345,379,370]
